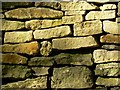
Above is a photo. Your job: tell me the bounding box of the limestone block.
[52,36,99,50]
[100,4,116,11]
[61,1,98,11]
[118,2,120,16]
[5,7,63,19]
[1,20,24,31]
[65,11,86,15]
[74,20,102,36]
[116,17,120,22]
[33,26,71,39]
[4,31,33,43]
[93,49,120,63]
[103,21,120,34]
[1,53,27,64]
[102,45,120,50]
[100,34,120,44]
[1,41,39,55]
[86,10,115,20]
[25,19,62,30]
[52,66,94,88]
[62,15,83,24]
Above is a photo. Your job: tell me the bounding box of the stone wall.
[0,1,120,90]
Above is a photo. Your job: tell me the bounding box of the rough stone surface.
[95,63,120,76]
[1,53,27,64]
[5,7,63,19]
[4,31,33,43]
[1,41,39,55]
[33,26,71,39]
[65,11,86,15]
[25,19,62,30]
[32,67,49,76]
[1,77,47,89]
[74,20,102,36]
[52,36,98,50]
[110,87,120,90]
[100,34,120,44]
[86,10,115,20]
[118,2,120,16]
[102,45,120,50]
[62,15,83,24]
[87,0,119,3]
[100,4,116,11]
[0,14,4,18]
[52,66,94,88]
[1,20,24,31]
[93,49,120,63]
[116,17,120,22]
[2,65,32,79]
[61,1,98,10]
[40,41,52,56]
[103,21,120,34]
[35,2,61,10]
[96,77,120,86]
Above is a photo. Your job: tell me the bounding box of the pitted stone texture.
[35,2,61,10]
[1,20,24,31]
[40,41,52,56]
[74,20,102,36]
[102,45,120,50]
[1,77,47,89]
[52,66,94,88]
[95,63,120,76]
[5,7,63,19]
[1,53,27,64]
[116,17,120,22]
[93,49,120,63]
[25,19,62,30]
[52,36,98,50]
[118,2,120,16]
[65,11,86,15]
[2,41,39,55]
[62,15,83,24]
[4,31,33,43]
[86,10,115,20]
[103,21,120,34]
[61,1,98,11]
[2,65,32,79]
[100,4,116,11]
[33,26,71,39]
[100,34,120,44]
[96,77,120,86]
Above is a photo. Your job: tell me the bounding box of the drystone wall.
[0,1,120,90]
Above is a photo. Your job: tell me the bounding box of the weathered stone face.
[52,66,94,88]
[102,45,120,50]
[87,0,119,3]
[100,4,116,11]
[0,14,4,18]
[5,7,63,19]
[93,49,120,63]
[52,36,99,50]
[1,53,27,64]
[86,10,115,20]
[116,17,120,22]
[1,77,47,89]
[4,31,33,43]
[74,20,102,36]
[65,10,86,15]
[118,2,120,16]
[33,26,71,39]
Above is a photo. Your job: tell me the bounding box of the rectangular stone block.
[74,20,102,36]
[33,26,71,39]
[1,41,39,55]
[102,45,120,50]
[62,15,83,24]
[86,10,115,20]
[52,36,99,50]
[100,34,120,44]
[65,11,86,15]
[118,2,120,16]
[4,31,33,43]
[103,21,120,34]
[93,49,120,63]
[116,17,120,22]
[100,4,116,11]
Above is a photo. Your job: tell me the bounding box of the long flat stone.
[100,34,120,44]
[4,31,33,43]
[33,26,71,39]
[60,1,98,11]
[52,36,99,50]
[87,0,119,3]
[86,10,115,20]
[5,7,63,19]
[103,21,120,34]
[93,49,120,63]
[102,45,120,50]
[65,11,86,15]
[1,41,39,55]
[100,4,116,11]
[74,20,102,36]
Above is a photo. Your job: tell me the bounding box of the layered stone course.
[1,1,120,90]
